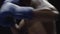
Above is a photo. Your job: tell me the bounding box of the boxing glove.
[0,2,34,27]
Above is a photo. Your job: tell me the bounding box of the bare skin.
[10,19,25,34]
[29,0,59,34]
[15,0,59,34]
[23,9,57,34]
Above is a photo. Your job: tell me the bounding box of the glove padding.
[0,2,34,27]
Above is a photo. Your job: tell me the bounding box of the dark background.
[48,0,60,34]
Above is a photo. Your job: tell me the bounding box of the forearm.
[33,9,59,17]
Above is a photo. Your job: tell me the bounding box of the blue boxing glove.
[4,0,19,4]
[4,0,19,3]
[0,2,34,27]
[14,6,34,19]
[1,2,34,19]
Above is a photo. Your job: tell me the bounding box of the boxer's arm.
[31,0,59,17]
